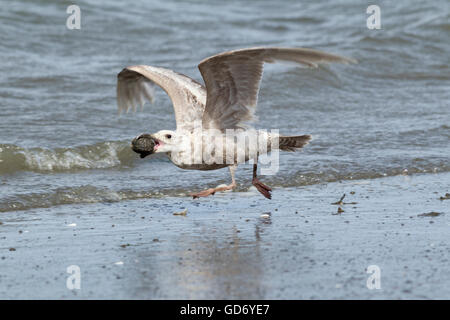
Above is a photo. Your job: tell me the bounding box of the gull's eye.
[166,134,172,139]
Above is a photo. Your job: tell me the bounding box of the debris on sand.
[260,212,271,218]
[331,194,357,205]
[333,207,345,215]
[332,194,346,205]
[439,193,450,200]
[418,212,444,217]
[173,209,187,216]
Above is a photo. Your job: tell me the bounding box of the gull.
[117,47,355,199]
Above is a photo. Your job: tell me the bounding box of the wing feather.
[198,47,356,130]
[117,65,206,130]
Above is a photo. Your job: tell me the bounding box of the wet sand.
[0,172,449,299]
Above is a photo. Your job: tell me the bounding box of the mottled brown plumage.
[279,135,312,152]
[199,47,356,130]
[116,47,356,199]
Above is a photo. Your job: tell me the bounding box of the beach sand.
[0,172,448,299]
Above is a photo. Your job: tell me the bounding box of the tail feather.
[279,135,312,152]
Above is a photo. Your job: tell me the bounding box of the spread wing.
[198,47,357,130]
[117,65,207,130]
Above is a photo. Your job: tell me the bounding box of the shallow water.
[0,0,449,211]
[1,173,449,299]
[0,0,449,299]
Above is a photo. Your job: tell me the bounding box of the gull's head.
[131,130,177,158]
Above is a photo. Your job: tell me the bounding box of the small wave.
[0,141,136,174]
[281,166,449,188]
[0,185,176,213]
[267,16,324,24]
[398,125,450,138]
[1,164,449,213]
[358,35,415,46]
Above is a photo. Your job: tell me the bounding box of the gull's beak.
[131,134,157,158]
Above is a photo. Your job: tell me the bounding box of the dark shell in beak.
[131,134,156,158]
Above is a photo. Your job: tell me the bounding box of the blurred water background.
[0,0,449,212]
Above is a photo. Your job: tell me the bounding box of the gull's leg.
[252,161,272,199]
[191,165,237,199]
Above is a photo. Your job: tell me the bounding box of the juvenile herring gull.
[117,47,355,199]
